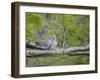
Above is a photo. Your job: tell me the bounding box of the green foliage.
[26,54,89,67]
[26,12,46,42]
[26,12,89,46]
[57,14,89,46]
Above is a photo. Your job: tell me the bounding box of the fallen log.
[26,45,89,57]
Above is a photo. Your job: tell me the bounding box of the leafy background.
[26,12,89,67]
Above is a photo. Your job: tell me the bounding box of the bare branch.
[26,45,89,57]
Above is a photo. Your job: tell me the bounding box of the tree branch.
[26,45,89,57]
